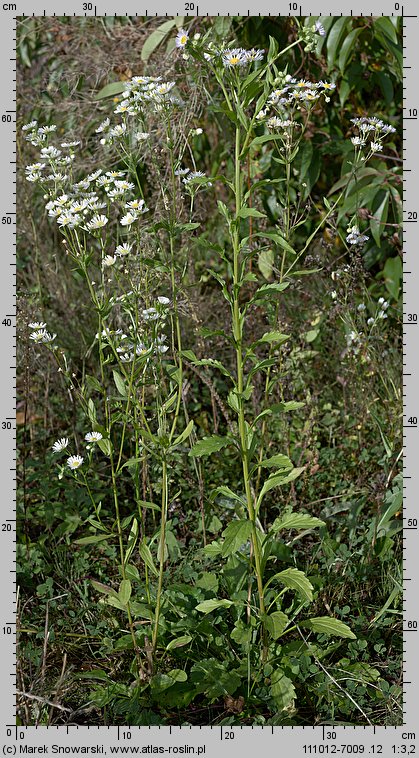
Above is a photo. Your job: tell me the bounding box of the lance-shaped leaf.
[272,513,325,533]
[189,435,231,458]
[221,520,253,557]
[170,419,194,449]
[257,467,305,508]
[269,567,314,603]
[302,616,356,639]
[270,668,296,709]
[263,611,290,640]
[195,598,234,614]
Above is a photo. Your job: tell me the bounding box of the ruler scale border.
[2,2,415,753]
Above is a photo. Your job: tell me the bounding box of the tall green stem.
[152,456,168,651]
[232,125,266,626]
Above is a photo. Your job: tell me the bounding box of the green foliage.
[17,14,402,727]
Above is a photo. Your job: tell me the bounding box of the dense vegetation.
[17,15,402,726]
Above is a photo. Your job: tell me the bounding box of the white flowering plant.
[22,16,401,720]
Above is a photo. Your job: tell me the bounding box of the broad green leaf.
[203,540,223,557]
[119,457,144,472]
[256,331,290,345]
[113,370,127,397]
[231,620,252,646]
[227,389,240,413]
[189,435,231,458]
[258,249,275,280]
[212,486,246,506]
[75,534,110,546]
[171,419,194,448]
[370,193,389,247]
[190,658,241,699]
[137,499,161,512]
[196,572,219,593]
[270,668,296,709]
[304,328,320,343]
[181,350,233,379]
[302,616,356,639]
[94,81,128,100]
[140,19,177,62]
[195,598,234,614]
[383,256,402,301]
[150,669,187,694]
[118,579,132,606]
[273,401,306,412]
[139,538,159,576]
[327,17,350,70]
[270,567,314,603]
[258,231,296,255]
[125,563,140,582]
[107,596,129,612]
[237,207,267,219]
[221,519,253,557]
[97,438,112,457]
[339,27,363,72]
[166,635,192,651]
[272,513,325,532]
[259,454,293,470]
[125,518,139,565]
[250,282,290,303]
[257,467,305,505]
[247,133,283,151]
[91,580,118,599]
[264,611,289,640]
[87,398,96,425]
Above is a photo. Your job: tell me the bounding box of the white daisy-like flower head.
[38,125,57,134]
[109,124,127,138]
[85,431,103,443]
[183,170,206,183]
[142,307,159,321]
[351,137,366,146]
[244,48,264,63]
[52,437,69,453]
[125,199,146,211]
[106,171,127,179]
[57,213,81,228]
[115,242,132,257]
[157,296,170,305]
[61,141,81,148]
[86,214,108,231]
[22,120,38,132]
[40,146,62,159]
[370,142,383,152]
[40,331,57,344]
[175,167,191,176]
[96,118,110,134]
[222,48,247,68]
[135,131,150,141]
[26,163,46,173]
[121,211,138,226]
[346,226,369,246]
[115,180,135,191]
[30,330,46,343]
[175,27,189,48]
[102,255,117,267]
[67,455,83,470]
[28,321,47,330]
